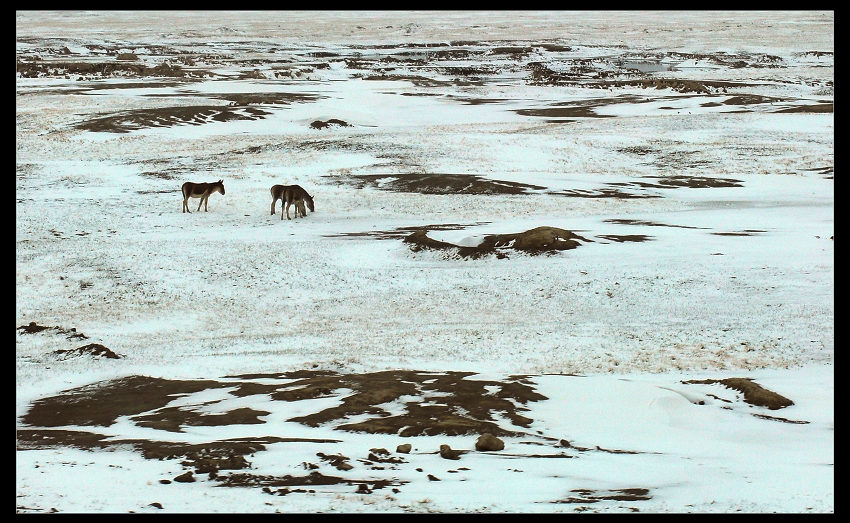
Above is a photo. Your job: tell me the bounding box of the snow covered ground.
[16,11,833,513]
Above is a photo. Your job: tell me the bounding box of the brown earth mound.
[17,321,88,340]
[52,343,122,360]
[74,105,272,133]
[404,226,592,259]
[337,173,545,195]
[310,118,351,129]
[682,378,794,410]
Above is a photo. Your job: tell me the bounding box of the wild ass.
[270,184,315,220]
[182,180,225,213]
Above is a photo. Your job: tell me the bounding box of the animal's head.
[304,193,314,212]
[217,179,225,195]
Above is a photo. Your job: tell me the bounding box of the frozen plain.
[16,11,833,513]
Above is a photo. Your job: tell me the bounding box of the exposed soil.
[15,369,799,501]
[207,92,324,105]
[682,378,794,410]
[15,370,552,495]
[74,105,272,133]
[604,219,709,230]
[645,176,743,189]
[16,59,204,79]
[552,188,660,199]
[17,321,88,340]
[595,234,653,243]
[775,102,833,113]
[19,371,547,436]
[52,343,122,360]
[324,222,490,240]
[334,173,546,195]
[553,487,652,505]
[404,226,592,259]
[310,118,351,129]
[515,95,645,119]
[710,230,766,236]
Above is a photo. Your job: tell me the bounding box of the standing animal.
[182,180,225,213]
[270,184,314,220]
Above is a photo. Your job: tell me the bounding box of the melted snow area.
[16,11,833,513]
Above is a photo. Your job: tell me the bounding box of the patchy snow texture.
[17,10,832,514]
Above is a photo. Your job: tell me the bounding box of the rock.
[427,474,440,481]
[148,502,163,509]
[369,448,389,456]
[439,444,462,460]
[475,433,505,451]
[173,471,195,483]
[396,443,412,454]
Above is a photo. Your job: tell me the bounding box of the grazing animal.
[270,184,314,220]
[182,180,225,213]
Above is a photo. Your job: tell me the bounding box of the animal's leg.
[271,198,277,215]
[204,194,209,212]
[285,201,292,220]
[197,196,203,211]
[183,197,190,213]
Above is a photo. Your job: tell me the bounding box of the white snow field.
[16,11,832,513]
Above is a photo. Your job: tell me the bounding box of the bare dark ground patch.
[604,218,709,230]
[204,92,324,105]
[644,175,743,189]
[52,343,123,360]
[552,487,652,505]
[16,59,201,79]
[19,371,547,436]
[710,230,766,236]
[331,173,547,195]
[17,321,88,340]
[362,74,482,87]
[775,102,833,113]
[15,371,554,495]
[404,226,592,259]
[551,187,660,199]
[324,222,490,240]
[682,378,794,410]
[310,118,351,129]
[74,105,272,133]
[514,95,645,119]
[595,234,653,243]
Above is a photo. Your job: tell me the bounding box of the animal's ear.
[218,179,223,183]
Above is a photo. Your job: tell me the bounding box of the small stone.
[369,448,389,456]
[439,444,462,460]
[173,471,195,483]
[427,474,440,481]
[396,443,412,454]
[148,502,163,509]
[475,433,505,451]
